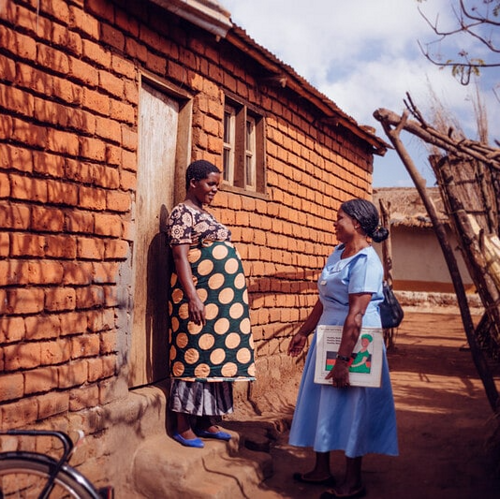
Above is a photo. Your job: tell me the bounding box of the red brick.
[71,334,100,359]
[40,0,70,24]
[100,330,117,354]
[87,309,112,333]
[0,80,34,115]
[37,391,69,420]
[14,30,38,61]
[0,260,28,286]
[86,357,103,382]
[94,213,122,237]
[146,51,166,74]
[70,5,100,39]
[95,116,121,142]
[0,172,9,197]
[92,262,119,284]
[111,54,136,79]
[106,191,130,213]
[83,88,110,115]
[25,314,60,341]
[105,239,129,260]
[109,99,134,124]
[121,125,137,150]
[99,70,123,98]
[46,129,79,156]
[0,373,24,402]
[0,316,25,344]
[44,287,76,312]
[52,24,82,55]
[62,261,93,286]
[0,51,15,83]
[69,384,99,411]
[37,44,70,75]
[24,366,58,394]
[120,169,136,191]
[105,145,122,167]
[47,179,78,206]
[123,79,138,105]
[10,233,45,257]
[69,56,99,86]
[76,285,104,308]
[44,235,77,258]
[125,37,147,62]
[33,151,65,177]
[0,114,13,140]
[52,76,82,105]
[64,209,94,233]
[77,237,105,260]
[31,205,64,232]
[78,186,106,210]
[80,137,106,162]
[103,285,119,307]
[101,23,125,51]
[59,311,88,336]
[4,342,41,370]
[58,360,88,388]
[121,149,137,171]
[41,338,72,365]
[30,260,65,285]
[1,397,38,428]
[115,7,139,36]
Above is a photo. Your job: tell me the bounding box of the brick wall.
[0,0,374,487]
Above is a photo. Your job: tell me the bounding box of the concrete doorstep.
[108,381,283,499]
[133,429,274,498]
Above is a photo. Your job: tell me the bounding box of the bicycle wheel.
[0,454,100,499]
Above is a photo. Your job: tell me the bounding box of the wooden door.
[129,82,179,387]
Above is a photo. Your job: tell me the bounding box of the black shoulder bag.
[379,282,404,329]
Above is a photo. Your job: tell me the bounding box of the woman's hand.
[287,332,307,357]
[188,295,206,325]
[325,359,350,388]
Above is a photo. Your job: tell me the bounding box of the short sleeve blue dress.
[288,245,399,458]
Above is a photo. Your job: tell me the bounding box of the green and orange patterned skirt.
[168,240,256,382]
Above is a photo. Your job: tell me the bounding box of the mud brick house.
[0,0,387,495]
[373,188,476,310]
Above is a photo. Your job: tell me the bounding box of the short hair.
[185,160,221,190]
[340,199,389,243]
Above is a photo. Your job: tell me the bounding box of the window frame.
[222,95,266,196]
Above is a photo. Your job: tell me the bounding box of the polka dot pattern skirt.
[169,240,256,382]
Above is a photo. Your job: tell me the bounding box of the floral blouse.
[167,203,231,246]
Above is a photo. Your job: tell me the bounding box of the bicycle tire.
[0,453,101,499]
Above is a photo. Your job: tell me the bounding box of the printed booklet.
[314,325,384,388]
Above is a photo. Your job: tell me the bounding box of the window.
[223,106,235,185]
[223,97,265,194]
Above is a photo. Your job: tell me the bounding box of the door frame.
[128,72,193,388]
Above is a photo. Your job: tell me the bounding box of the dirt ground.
[234,312,500,499]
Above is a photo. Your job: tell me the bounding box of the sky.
[220,0,500,188]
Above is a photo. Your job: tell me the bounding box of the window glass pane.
[223,105,236,185]
[245,117,256,189]
[223,148,231,181]
[224,111,232,143]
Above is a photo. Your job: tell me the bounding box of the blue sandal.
[194,428,232,441]
[173,432,204,448]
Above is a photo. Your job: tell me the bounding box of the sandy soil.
[232,312,500,499]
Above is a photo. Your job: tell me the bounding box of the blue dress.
[288,245,399,458]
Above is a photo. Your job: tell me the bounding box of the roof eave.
[152,0,233,38]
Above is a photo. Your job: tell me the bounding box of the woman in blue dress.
[288,199,398,499]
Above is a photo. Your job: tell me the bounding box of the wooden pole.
[374,109,499,413]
